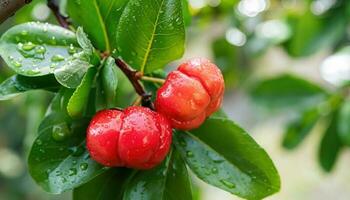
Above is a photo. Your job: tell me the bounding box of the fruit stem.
[141,76,165,84]
[115,58,154,110]
[47,0,71,29]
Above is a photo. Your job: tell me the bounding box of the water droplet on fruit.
[220,180,235,188]
[51,54,65,62]
[80,163,88,171]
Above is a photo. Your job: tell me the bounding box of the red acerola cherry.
[155,58,224,130]
[86,106,172,169]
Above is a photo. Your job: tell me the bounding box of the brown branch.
[115,58,154,110]
[0,0,32,24]
[47,0,70,29]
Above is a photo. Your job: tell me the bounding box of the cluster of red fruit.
[87,58,225,169]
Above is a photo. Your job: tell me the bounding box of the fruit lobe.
[87,107,172,169]
[156,58,224,130]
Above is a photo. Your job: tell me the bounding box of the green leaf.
[123,150,193,200]
[73,168,131,200]
[250,74,328,110]
[76,27,94,53]
[282,107,321,149]
[338,100,350,146]
[116,0,185,73]
[67,0,128,51]
[53,51,93,88]
[67,67,97,118]
[101,57,118,108]
[28,92,106,193]
[319,114,343,172]
[283,7,346,57]
[174,118,280,200]
[0,22,81,76]
[0,74,59,100]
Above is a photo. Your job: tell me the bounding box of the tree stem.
[0,0,32,24]
[141,76,165,84]
[115,58,154,109]
[47,0,70,29]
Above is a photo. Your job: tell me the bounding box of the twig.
[115,58,154,109]
[141,76,165,84]
[47,0,70,29]
[0,0,32,24]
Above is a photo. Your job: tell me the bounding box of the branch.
[115,58,154,109]
[0,0,32,24]
[47,0,70,29]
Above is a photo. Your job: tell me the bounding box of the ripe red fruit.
[86,106,172,169]
[155,58,224,130]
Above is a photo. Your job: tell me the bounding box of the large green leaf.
[116,0,185,73]
[28,93,106,194]
[0,74,59,100]
[67,0,128,51]
[0,22,81,76]
[123,150,193,200]
[337,100,350,146]
[282,107,321,149]
[67,67,97,118]
[73,169,131,200]
[174,118,280,200]
[250,74,328,110]
[319,114,343,172]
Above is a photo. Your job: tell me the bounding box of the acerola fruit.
[155,58,224,130]
[86,106,172,169]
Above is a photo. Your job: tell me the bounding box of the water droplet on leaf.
[52,123,70,141]
[220,180,236,188]
[80,163,88,171]
[51,54,65,62]
[22,42,36,51]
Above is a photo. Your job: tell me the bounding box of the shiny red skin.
[156,58,224,130]
[86,107,172,169]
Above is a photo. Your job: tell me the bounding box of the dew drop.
[50,36,56,45]
[68,44,76,54]
[12,60,22,68]
[211,167,218,174]
[21,30,28,36]
[51,54,65,62]
[22,42,36,51]
[35,46,46,54]
[80,163,88,171]
[186,151,193,157]
[220,180,236,189]
[52,123,70,141]
[68,168,77,176]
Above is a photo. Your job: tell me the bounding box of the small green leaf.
[73,168,131,200]
[76,27,94,53]
[0,22,81,76]
[0,74,59,100]
[123,150,192,200]
[282,107,321,149]
[54,51,93,88]
[101,57,118,107]
[174,118,280,200]
[67,67,97,118]
[337,100,350,146]
[250,74,328,110]
[116,0,185,73]
[319,114,343,172]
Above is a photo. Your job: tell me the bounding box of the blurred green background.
[1,0,350,199]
